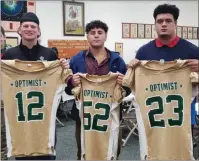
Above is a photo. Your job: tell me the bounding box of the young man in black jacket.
[2,12,68,160]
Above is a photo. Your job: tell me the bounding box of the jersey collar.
[155,36,180,48]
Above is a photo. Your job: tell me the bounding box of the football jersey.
[1,60,72,157]
[123,60,198,160]
[72,72,123,160]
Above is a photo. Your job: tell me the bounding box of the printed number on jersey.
[15,91,44,122]
[83,101,110,132]
[146,94,183,128]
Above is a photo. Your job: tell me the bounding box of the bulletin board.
[48,40,89,59]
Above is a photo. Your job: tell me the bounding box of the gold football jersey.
[72,72,123,160]
[123,60,198,160]
[1,60,72,157]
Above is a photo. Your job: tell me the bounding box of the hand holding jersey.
[122,60,198,160]
[1,60,72,158]
[186,59,199,72]
[72,72,123,160]
[59,58,70,70]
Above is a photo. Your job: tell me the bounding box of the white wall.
[6,1,198,63]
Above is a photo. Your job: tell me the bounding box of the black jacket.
[2,42,57,61]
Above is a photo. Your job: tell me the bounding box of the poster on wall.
[151,24,157,39]
[130,23,138,38]
[1,0,36,32]
[192,27,198,39]
[63,1,85,36]
[122,23,130,38]
[48,40,89,59]
[144,24,152,39]
[176,26,182,37]
[182,26,188,39]
[6,36,19,47]
[187,27,193,39]
[115,43,123,57]
[138,24,145,38]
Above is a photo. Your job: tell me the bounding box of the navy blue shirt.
[136,38,199,61]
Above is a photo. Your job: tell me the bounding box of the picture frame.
[151,24,157,39]
[1,0,36,32]
[6,36,19,47]
[115,42,123,57]
[182,26,188,39]
[138,24,145,38]
[122,23,130,38]
[63,1,85,36]
[176,26,182,38]
[187,27,193,39]
[130,23,138,38]
[192,27,198,39]
[144,24,152,39]
[198,27,199,39]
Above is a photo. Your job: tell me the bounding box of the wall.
[5,1,199,63]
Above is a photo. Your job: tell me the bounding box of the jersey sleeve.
[190,72,199,83]
[72,85,81,100]
[113,84,124,103]
[61,69,73,83]
[122,67,136,92]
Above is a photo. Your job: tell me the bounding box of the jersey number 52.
[83,101,110,132]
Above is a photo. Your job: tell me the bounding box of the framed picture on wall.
[151,24,157,39]
[138,24,145,38]
[176,26,182,37]
[187,27,193,39]
[6,37,19,47]
[192,27,198,39]
[122,23,130,38]
[144,24,152,39]
[115,42,123,57]
[198,27,199,39]
[63,1,85,36]
[182,26,188,39]
[1,0,36,32]
[130,23,138,38]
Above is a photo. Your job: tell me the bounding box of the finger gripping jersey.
[1,60,72,157]
[123,60,198,160]
[72,72,123,160]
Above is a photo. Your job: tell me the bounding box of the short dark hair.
[1,26,5,37]
[153,4,180,21]
[85,20,108,34]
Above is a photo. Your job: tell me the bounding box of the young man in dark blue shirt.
[130,3,199,155]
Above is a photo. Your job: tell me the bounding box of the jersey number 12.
[15,91,44,122]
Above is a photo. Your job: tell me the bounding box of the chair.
[56,92,75,126]
[56,117,64,127]
[59,92,75,120]
[120,93,139,147]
